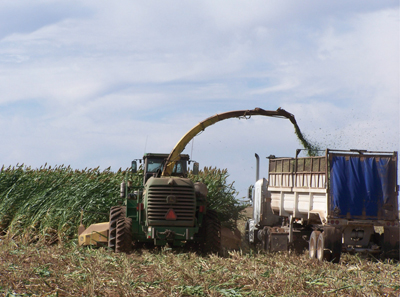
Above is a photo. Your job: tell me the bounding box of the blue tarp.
[330,155,392,218]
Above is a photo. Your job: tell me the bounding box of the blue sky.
[0,0,399,199]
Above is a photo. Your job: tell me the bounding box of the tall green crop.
[0,165,126,243]
[0,164,243,243]
[189,167,248,230]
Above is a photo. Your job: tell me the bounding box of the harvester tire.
[115,217,133,253]
[108,206,125,251]
[203,209,222,255]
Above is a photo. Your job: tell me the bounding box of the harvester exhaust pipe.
[255,153,260,182]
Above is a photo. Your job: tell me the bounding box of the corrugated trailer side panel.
[268,156,328,222]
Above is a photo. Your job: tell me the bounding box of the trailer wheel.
[244,221,250,244]
[108,206,125,251]
[330,251,341,263]
[309,231,320,259]
[330,237,342,264]
[203,209,222,254]
[242,221,251,251]
[316,232,331,262]
[381,226,400,260]
[115,217,133,253]
[262,227,271,251]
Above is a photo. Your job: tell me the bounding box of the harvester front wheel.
[115,217,133,253]
[108,206,125,251]
[203,209,222,254]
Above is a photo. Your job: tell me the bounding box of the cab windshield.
[146,158,185,174]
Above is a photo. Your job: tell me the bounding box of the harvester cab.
[137,153,191,184]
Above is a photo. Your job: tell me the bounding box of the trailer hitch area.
[156,229,185,240]
[350,229,364,242]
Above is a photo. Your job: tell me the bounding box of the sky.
[0,0,399,200]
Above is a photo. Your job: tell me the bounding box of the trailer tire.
[327,228,342,263]
[381,226,400,260]
[203,209,222,255]
[316,232,331,262]
[244,221,250,244]
[330,251,341,263]
[108,206,125,251]
[262,227,272,251]
[241,221,252,251]
[309,231,320,259]
[115,217,133,253]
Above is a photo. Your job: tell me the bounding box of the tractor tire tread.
[115,217,133,253]
[203,209,222,255]
[108,206,126,251]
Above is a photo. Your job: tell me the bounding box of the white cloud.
[250,78,300,94]
[0,1,398,198]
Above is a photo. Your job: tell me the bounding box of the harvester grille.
[147,185,196,226]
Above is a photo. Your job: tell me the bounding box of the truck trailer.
[246,149,399,262]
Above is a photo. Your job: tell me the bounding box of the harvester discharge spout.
[162,107,299,177]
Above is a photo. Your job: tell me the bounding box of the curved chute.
[161,107,297,177]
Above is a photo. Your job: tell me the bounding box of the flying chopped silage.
[279,109,321,156]
[293,123,321,156]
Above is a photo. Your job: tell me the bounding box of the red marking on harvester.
[165,208,177,220]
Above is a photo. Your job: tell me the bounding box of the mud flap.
[382,226,400,259]
[263,227,288,252]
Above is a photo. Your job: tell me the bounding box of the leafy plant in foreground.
[0,165,125,242]
[189,167,248,230]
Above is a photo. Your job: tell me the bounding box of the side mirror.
[131,160,137,173]
[192,162,199,175]
[248,185,254,201]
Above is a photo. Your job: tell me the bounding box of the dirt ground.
[221,207,253,251]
